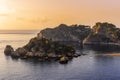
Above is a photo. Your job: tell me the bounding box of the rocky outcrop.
[4,32,81,64]
[4,22,120,63]
[4,45,14,56]
[11,51,20,58]
[84,22,120,44]
[59,56,69,64]
[116,28,120,40]
[40,24,91,42]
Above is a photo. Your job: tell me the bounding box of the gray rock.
[16,48,27,57]
[40,24,91,42]
[84,22,120,44]
[34,51,45,58]
[59,56,69,64]
[4,45,14,56]
[48,53,56,58]
[11,51,20,58]
[26,52,34,57]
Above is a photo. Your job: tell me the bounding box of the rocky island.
[41,24,91,42]
[4,22,120,63]
[4,33,81,64]
[84,22,120,51]
[40,22,120,51]
[41,24,91,49]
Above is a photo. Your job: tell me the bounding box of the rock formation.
[84,22,120,44]
[4,22,120,63]
[41,24,91,42]
[4,45,14,56]
[40,24,91,49]
[4,32,81,64]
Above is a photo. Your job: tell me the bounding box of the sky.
[0,0,120,30]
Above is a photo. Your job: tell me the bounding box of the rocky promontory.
[41,24,91,41]
[83,22,120,51]
[84,22,120,44]
[40,22,120,50]
[4,33,81,64]
[40,24,91,48]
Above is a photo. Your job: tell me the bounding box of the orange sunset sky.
[0,0,120,30]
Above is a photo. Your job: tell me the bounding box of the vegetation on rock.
[40,24,91,42]
[4,22,120,63]
[4,33,80,64]
[84,22,120,44]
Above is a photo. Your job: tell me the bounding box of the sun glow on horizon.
[0,2,15,15]
[0,0,120,30]
[0,4,9,14]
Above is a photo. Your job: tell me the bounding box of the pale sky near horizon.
[0,0,120,30]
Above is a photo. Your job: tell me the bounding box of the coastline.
[84,42,120,46]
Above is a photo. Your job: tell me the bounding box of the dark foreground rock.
[4,32,81,64]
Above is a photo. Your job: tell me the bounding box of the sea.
[0,30,120,80]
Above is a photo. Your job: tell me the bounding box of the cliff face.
[41,22,120,46]
[84,22,120,44]
[40,24,91,42]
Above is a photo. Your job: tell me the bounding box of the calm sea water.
[0,33,120,80]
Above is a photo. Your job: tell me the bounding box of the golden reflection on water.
[96,53,120,57]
